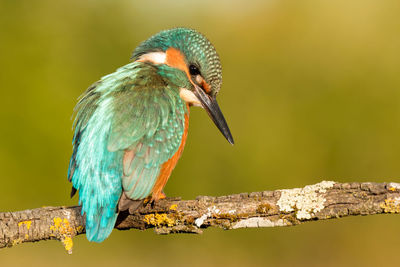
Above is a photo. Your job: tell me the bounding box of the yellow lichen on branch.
[49,217,77,254]
[380,198,400,213]
[18,220,32,230]
[144,213,176,227]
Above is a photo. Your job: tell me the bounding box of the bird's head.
[131,28,234,145]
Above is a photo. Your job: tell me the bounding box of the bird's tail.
[84,205,118,242]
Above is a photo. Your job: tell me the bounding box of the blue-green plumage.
[69,62,187,242]
[68,28,233,242]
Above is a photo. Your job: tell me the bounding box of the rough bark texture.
[1,181,399,254]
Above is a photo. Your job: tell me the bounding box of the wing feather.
[109,74,187,201]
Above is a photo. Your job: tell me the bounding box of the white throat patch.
[137,52,166,64]
[179,88,202,107]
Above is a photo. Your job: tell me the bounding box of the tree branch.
[1,181,399,253]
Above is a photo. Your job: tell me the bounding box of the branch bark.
[1,181,399,253]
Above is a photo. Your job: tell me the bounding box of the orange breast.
[151,110,189,201]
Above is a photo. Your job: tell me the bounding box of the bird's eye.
[189,64,200,76]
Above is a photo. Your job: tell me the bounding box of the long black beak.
[194,85,234,145]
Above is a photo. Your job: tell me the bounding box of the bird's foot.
[150,191,166,203]
[143,196,152,204]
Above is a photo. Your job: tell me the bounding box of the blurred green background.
[1,0,400,266]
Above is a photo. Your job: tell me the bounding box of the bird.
[68,27,234,242]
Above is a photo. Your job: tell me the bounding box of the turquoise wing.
[108,64,187,200]
[68,62,187,242]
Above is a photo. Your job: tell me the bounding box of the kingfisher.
[68,28,234,242]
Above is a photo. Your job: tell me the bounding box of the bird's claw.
[148,191,166,205]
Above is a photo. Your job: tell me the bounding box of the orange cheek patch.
[166,47,211,94]
[201,80,211,93]
[166,47,190,77]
